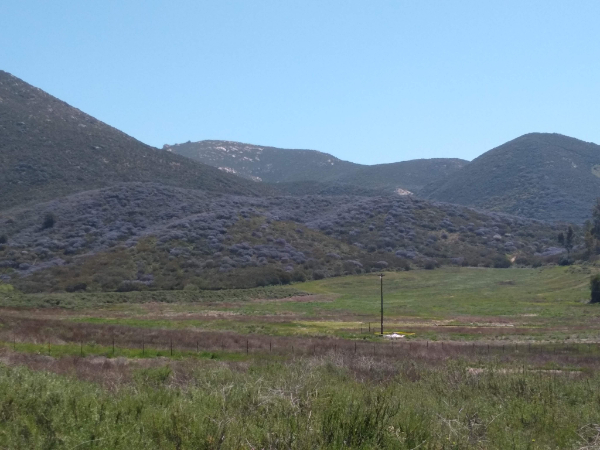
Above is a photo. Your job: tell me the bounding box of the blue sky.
[2,1,599,164]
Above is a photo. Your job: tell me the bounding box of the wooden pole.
[380,274,384,336]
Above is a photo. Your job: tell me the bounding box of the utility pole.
[380,273,385,336]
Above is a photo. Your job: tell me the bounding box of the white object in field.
[385,333,405,339]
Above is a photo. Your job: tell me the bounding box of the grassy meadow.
[2,266,600,448]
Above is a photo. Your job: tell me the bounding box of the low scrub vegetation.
[0,184,562,293]
[1,355,600,449]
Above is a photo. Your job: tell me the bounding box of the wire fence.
[5,333,600,361]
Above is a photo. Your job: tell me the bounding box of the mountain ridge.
[0,70,272,211]
[164,139,469,194]
[422,132,600,223]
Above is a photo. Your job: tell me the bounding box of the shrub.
[41,212,56,230]
[291,270,307,282]
[493,255,512,268]
[424,260,436,270]
[0,235,7,244]
[278,271,292,285]
[591,274,600,303]
[558,256,571,266]
[313,270,325,280]
[65,283,87,293]
[116,281,144,292]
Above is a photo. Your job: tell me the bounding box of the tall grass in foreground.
[1,357,600,449]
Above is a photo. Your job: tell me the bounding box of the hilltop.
[164,140,467,195]
[423,133,600,223]
[0,71,270,211]
[163,140,360,183]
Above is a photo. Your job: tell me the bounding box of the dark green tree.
[41,212,56,230]
[591,274,600,303]
[557,225,574,259]
[591,199,600,240]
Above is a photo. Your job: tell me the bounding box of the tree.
[591,274,600,303]
[591,199,600,240]
[41,212,55,230]
[557,225,574,259]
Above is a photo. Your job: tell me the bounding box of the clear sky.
[2,1,599,165]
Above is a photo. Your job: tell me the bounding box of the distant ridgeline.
[422,133,600,223]
[163,140,468,196]
[165,134,600,224]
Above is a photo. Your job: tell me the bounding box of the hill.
[164,140,467,194]
[163,140,360,183]
[0,183,559,293]
[422,133,600,223]
[0,71,270,211]
[333,158,468,194]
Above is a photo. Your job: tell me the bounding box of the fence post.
[369,322,371,333]
[112,338,115,356]
[270,341,272,353]
[246,340,249,355]
[80,341,83,357]
[142,339,145,356]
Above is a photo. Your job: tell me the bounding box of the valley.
[2,69,600,449]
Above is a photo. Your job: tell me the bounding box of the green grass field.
[2,266,600,448]
[5,266,595,342]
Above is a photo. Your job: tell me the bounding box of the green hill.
[422,133,600,223]
[163,140,360,183]
[333,158,468,194]
[165,140,467,195]
[0,71,270,211]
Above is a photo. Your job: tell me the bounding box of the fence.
[5,333,600,362]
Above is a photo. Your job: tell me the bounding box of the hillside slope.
[165,139,468,194]
[0,71,269,211]
[163,140,360,183]
[0,183,559,293]
[422,133,600,223]
[333,158,468,194]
